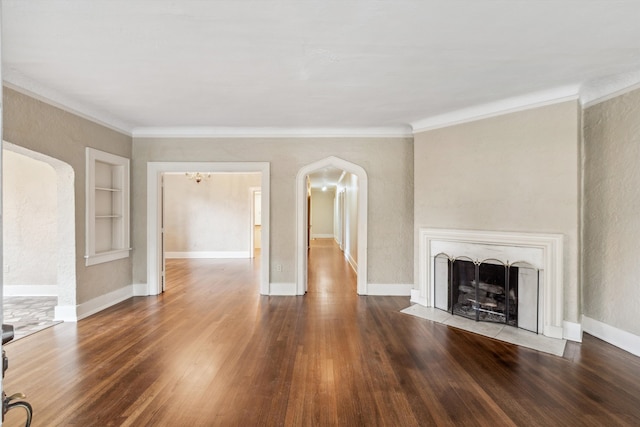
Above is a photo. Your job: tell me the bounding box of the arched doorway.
[3,141,76,320]
[296,157,368,295]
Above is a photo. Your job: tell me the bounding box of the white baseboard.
[54,305,77,322]
[269,282,297,296]
[132,283,149,296]
[4,285,58,297]
[366,283,412,296]
[165,251,251,259]
[311,234,334,239]
[410,289,428,306]
[563,320,583,342]
[345,252,358,274]
[55,285,134,322]
[582,315,640,357]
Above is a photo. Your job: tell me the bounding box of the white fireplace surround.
[416,228,565,339]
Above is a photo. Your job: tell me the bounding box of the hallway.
[307,238,356,295]
[2,241,640,425]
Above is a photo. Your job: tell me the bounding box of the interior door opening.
[296,157,368,296]
[161,172,261,291]
[147,162,270,296]
[2,142,77,322]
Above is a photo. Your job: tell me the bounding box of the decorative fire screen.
[434,254,540,333]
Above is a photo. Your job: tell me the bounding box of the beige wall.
[132,137,414,287]
[583,88,640,336]
[414,101,581,322]
[164,173,261,254]
[3,88,133,304]
[3,150,57,287]
[310,188,335,238]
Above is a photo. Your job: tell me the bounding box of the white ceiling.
[308,167,344,190]
[3,0,640,136]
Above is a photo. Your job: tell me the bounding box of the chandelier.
[185,172,211,183]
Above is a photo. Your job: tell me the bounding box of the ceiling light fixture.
[185,172,211,183]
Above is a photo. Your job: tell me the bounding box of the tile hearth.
[401,304,567,356]
[3,296,62,341]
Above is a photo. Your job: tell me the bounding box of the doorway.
[2,142,76,324]
[296,157,368,295]
[147,162,270,295]
[250,188,262,258]
[161,172,261,291]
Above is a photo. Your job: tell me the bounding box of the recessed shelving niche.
[85,148,130,266]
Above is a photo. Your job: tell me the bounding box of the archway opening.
[2,141,76,322]
[296,157,368,295]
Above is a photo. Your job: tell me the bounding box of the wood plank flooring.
[3,238,640,426]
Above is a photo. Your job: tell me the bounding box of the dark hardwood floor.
[3,238,640,426]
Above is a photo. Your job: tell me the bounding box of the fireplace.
[434,255,540,333]
[417,228,565,339]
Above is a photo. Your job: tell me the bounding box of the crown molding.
[131,126,414,138]
[3,70,133,135]
[580,70,640,108]
[411,85,580,134]
[10,64,640,140]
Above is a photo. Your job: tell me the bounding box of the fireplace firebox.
[434,254,540,333]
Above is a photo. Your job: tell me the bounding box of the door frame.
[296,156,368,295]
[147,162,270,295]
[249,187,261,257]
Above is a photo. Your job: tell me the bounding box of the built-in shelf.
[85,148,130,266]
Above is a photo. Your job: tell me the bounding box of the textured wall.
[583,88,640,335]
[3,150,58,286]
[414,101,581,322]
[164,173,261,253]
[132,137,414,286]
[3,88,133,304]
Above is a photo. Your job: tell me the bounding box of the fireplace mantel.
[415,228,564,339]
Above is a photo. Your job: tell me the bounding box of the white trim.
[582,82,640,108]
[366,284,412,296]
[54,305,78,322]
[85,147,130,266]
[132,126,413,139]
[583,316,640,357]
[132,283,149,296]
[411,85,579,133]
[580,69,640,108]
[147,162,270,296]
[418,228,565,340]
[165,251,251,259]
[563,320,583,342]
[3,285,58,297]
[54,285,133,322]
[296,157,368,296]
[3,142,78,313]
[345,251,358,274]
[85,248,132,266]
[269,282,297,296]
[410,288,427,306]
[76,285,133,321]
[311,234,334,239]
[249,186,261,257]
[3,78,132,135]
